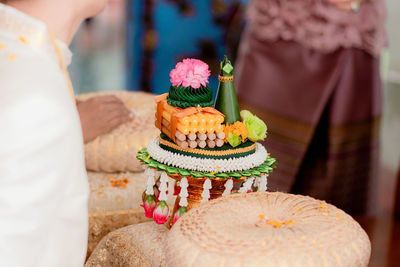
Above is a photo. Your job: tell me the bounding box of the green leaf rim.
[136,148,276,180]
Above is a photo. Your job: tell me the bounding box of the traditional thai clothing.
[235,0,386,215]
[0,4,88,266]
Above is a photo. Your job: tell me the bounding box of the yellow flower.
[265,219,295,228]
[107,174,116,180]
[8,54,17,61]
[266,219,282,228]
[223,121,248,143]
[19,36,29,45]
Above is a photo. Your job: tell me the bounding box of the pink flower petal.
[169,58,210,89]
[153,201,169,224]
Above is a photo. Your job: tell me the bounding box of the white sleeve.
[0,55,88,266]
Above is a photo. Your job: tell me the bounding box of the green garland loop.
[136,148,276,180]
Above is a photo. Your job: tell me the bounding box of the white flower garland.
[222,179,233,196]
[158,172,169,201]
[145,168,156,195]
[179,177,189,207]
[239,177,255,193]
[201,179,212,203]
[147,138,268,173]
[258,174,268,192]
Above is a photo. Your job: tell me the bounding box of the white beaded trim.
[179,178,189,207]
[201,179,212,203]
[222,179,233,196]
[258,174,268,192]
[239,177,255,193]
[158,172,169,201]
[145,168,156,195]
[147,138,268,173]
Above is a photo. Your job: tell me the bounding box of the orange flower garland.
[224,121,248,143]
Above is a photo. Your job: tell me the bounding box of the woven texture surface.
[86,222,168,267]
[88,171,147,212]
[88,171,176,213]
[167,192,371,267]
[87,171,150,258]
[78,91,159,173]
[87,209,150,259]
[87,171,176,258]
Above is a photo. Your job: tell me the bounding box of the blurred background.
[69,0,399,215]
[69,1,399,263]
[70,0,247,96]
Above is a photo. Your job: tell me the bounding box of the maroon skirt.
[235,31,382,215]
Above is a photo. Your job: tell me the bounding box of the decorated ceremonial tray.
[137,57,276,228]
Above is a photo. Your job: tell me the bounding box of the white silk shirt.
[0,4,89,266]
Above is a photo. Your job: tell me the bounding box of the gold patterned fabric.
[78,91,159,173]
[167,192,371,267]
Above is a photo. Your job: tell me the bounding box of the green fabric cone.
[214,56,241,124]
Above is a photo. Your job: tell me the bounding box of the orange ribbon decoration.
[155,93,224,142]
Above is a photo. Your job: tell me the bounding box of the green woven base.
[159,134,256,159]
[136,148,276,180]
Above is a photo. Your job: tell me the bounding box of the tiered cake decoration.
[137,57,276,228]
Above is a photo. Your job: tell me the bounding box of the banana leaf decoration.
[214,55,241,124]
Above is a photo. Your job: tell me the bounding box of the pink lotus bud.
[143,195,156,218]
[142,190,147,203]
[153,200,169,224]
[173,206,187,225]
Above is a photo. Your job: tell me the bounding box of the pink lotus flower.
[153,200,169,224]
[143,195,156,218]
[173,206,187,224]
[170,58,210,89]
